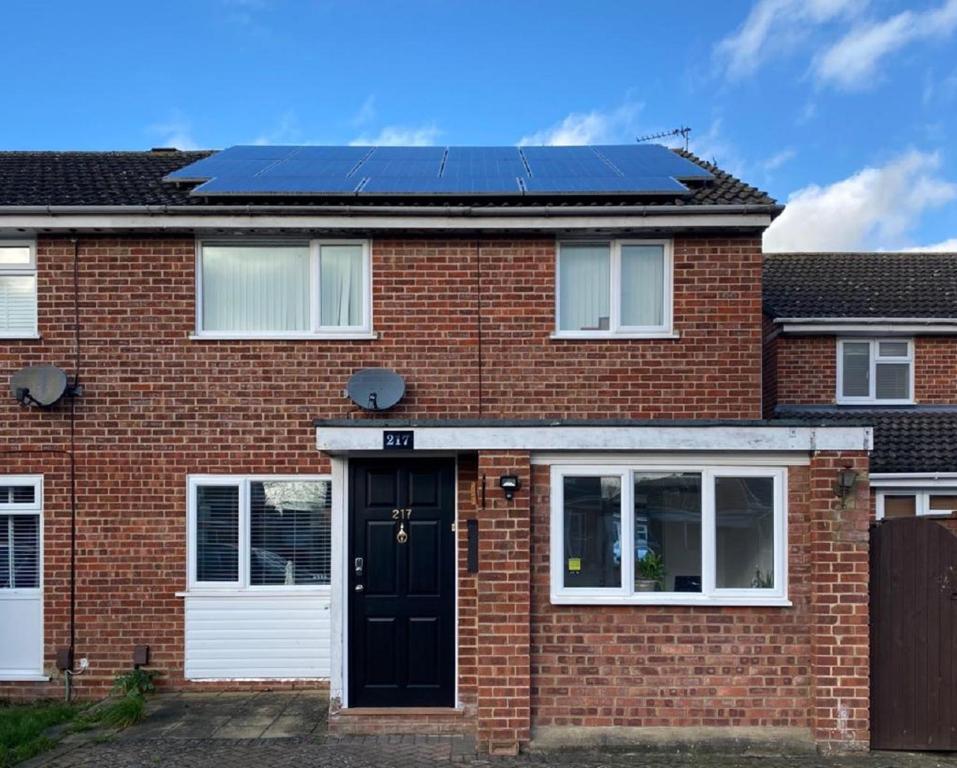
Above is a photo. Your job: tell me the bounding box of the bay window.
[196,240,371,338]
[188,476,331,590]
[555,240,673,338]
[550,465,787,605]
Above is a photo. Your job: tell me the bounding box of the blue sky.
[0,0,955,252]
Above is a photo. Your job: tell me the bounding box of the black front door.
[348,458,455,707]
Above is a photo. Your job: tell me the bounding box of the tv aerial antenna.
[636,126,692,151]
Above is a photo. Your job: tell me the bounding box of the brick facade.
[0,233,871,751]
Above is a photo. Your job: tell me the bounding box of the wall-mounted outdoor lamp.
[499,474,521,501]
[836,468,859,501]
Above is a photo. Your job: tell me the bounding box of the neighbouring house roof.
[775,407,957,474]
[0,148,777,210]
[764,252,957,321]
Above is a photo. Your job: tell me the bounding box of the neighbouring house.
[763,251,957,751]
[0,145,872,754]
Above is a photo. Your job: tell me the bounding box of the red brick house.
[0,146,871,754]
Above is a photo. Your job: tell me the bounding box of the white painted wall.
[0,595,43,679]
[184,592,331,680]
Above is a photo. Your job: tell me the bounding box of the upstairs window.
[556,240,673,338]
[838,339,913,404]
[197,240,370,338]
[0,241,38,339]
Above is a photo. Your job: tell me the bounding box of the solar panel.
[164,144,713,197]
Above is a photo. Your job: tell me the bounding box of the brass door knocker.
[396,521,408,544]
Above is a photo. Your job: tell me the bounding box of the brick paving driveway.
[24,693,957,768]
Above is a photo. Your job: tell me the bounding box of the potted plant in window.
[635,551,664,592]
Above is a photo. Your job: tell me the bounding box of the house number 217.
[392,508,413,520]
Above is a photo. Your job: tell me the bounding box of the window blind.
[195,485,240,582]
[249,480,331,586]
[0,514,39,589]
[0,275,37,336]
[0,485,36,505]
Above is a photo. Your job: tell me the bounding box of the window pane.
[0,514,39,589]
[927,495,957,515]
[883,495,916,519]
[715,477,775,589]
[320,245,364,327]
[559,245,610,331]
[0,246,31,265]
[634,473,701,593]
[250,481,331,586]
[841,342,870,397]
[196,485,239,582]
[875,363,910,400]
[878,341,908,358]
[202,245,309,332]
[620,245,664,327]
[563,475,621,588]
[0,485,36,505]
[0,275,37,335]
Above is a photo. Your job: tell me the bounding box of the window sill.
[0,334,40,340]
[550,331,680,341]
[176,588,331,598]
[189,332,378,341]
[835,399,915,406]
[0,673,49,682]
[550,593,791,607]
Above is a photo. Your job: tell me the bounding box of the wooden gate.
[870,517,957,750]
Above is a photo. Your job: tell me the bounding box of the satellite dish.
[10,365,69,408]
[345,368,405,411]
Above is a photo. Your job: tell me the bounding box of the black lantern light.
[499,474,521,501]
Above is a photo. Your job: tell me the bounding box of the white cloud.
[763,147,797,172]
[352,95,376,127]
[815,0,957,90]
[349,124,440,147]
[252,111,301,145]
[764,150,957,252]
[148,112,200,150]
[716,0,865,79]
[517,100,641,146]
[906,237,957,252]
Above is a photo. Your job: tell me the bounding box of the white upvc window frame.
[187,474,332,593]
[836,338,914,405]
[193,238,373,340]
[0,239,39,339]
[875,489,957,520]
[553,238,675,339]
[549,464,788,606]
[0,475,43,596]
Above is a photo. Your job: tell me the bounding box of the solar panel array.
[165,144,713,197]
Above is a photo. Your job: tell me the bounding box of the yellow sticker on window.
[567,557,581,572]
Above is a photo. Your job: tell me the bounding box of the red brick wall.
[529,453,871,748]
[0,232,761,698]
[774,335,957,406]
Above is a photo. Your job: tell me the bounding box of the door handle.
[354,584,364,592]
[355,557,364,577]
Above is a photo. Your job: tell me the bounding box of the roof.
[764,252,957,320]
[0,147,776,210]
[775,407,957,473]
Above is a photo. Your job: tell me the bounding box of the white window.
[837,339,913,404]
[0,476,44,680]
[0,240,38,338]
[196,240,371,339]
[555,240,673,338]
[876,490,957,520]
[188,476,331,590]
[550,465,787,606]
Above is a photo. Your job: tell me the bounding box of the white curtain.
[202,245,309,332]
[559,245,610,331]
[0,275,37,336]
[320,245,363,327]
[620,245,664,327]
